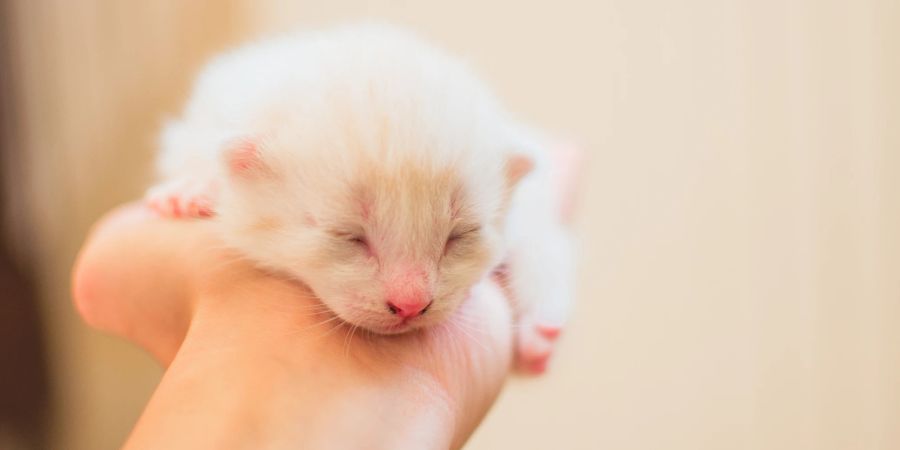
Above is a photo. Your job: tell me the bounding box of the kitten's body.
[148,25,573,372]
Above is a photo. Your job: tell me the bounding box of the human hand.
[73,203,514,449]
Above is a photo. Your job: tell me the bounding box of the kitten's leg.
[508,226,574,374]
[145,175,219,219]
[147,119,227,219]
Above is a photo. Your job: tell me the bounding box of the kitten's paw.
[145,178,217,218]
[514,322,562,375]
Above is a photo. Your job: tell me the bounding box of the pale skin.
[71,144,582,449]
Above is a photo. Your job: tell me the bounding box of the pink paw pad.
[516,342,553,375]
[536,324,562,341]
[514,323,561,375]
[185,196,214,217]
[145,178,217,219]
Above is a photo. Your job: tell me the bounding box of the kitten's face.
[301,165,502,333]
[217,153,509,334]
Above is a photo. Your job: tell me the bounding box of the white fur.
[152,24,573,342]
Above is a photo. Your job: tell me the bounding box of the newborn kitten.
[146,24,574,373]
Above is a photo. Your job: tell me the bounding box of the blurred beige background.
[3,0,899,449]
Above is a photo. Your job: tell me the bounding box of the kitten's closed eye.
[328,229,370,251]
[344,234,374,258]
[445,226,480,252]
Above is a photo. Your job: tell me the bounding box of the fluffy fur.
[147,24,573,370]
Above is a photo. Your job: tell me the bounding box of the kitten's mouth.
[366,315,433,335]
[383,322,413,334]
[378,318,422,334]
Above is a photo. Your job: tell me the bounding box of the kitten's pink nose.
[386,298,432,319]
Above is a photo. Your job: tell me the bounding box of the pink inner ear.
[226,139,265,177]
[506,154,535,187]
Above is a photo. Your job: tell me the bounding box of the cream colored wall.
[7,1,899,449]
[6,2,243,448]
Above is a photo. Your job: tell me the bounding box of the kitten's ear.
[224,138,272,179]
[505,153,534,189]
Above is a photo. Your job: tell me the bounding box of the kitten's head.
[211,26,534,333]
[214,133,532,334]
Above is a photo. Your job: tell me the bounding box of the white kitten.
[146,24,574,373]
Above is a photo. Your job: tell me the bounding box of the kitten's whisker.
[280,314,344,338]
[314,320,348,342]
[448,317,488,353]
[343,324,359,359]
